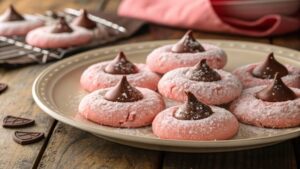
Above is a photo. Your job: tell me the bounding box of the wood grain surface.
[163,141,297,169]
[0,0,299,169]
[0,0,104,13]
[38,123,162,169]
[0,65,55,169]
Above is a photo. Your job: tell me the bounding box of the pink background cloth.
[118,0,300,37]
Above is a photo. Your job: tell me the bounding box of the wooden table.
[0,1,299,169]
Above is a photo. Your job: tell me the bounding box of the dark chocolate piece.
[13,131,44,145]
[252,53,288,79]
[104,76,143,102]
[104,52,138,74]
[0,83,8,94]
[174,91,214,120]
[171,30,205,53]
[0,5,24,22]
[50,17,73,33]
[72,9,97,29]
[255,73,297,102]
[188,59,221,82]
[2,115,35,128]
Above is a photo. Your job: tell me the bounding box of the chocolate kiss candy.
[1,5,24,22]
[104,52,139,74]
[0,83,8,94]
[2,115,35,128]
[252,53,288,79]
[171,30,205,53]
[174,91,214,120]
[72,9,97,29]
[104,76,143,102]
[188,59,221,82]
[13,131,44,145]
[255,73,297,102]
[50,17,73,33]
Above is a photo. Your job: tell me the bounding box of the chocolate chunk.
[0,83,8,94]
[50,17,73,33]
[171,30,205,53]
[188,59,221,82]
[255,73,297,102]
[252,53,288,79]
[13,131,44,145]
[2,115,35,128]
[174,91,214,120]
[0,5,24,22]
[104,76,143,102]
[104,52,139,74]
[72,9,97,29]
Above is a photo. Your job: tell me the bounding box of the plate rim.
[32,39,300,150]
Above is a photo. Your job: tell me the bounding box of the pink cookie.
[26,17,92,48]
[158,65,242,105]
[233,63,300,88]
[233,53,300,89]
[79,87,165,128]
[230,86,300,128]
[71,9,110,39]
[80,56,161,92]
[0,15,44,36]
[152,106,239,140]
[26,26,92,48]
[147,30,227,74]
[146,44,227,74]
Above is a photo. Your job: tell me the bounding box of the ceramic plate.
[32,40,300,152]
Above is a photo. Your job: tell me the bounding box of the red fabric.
[118,0,300,37]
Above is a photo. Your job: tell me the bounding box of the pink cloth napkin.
[118,0,300,37]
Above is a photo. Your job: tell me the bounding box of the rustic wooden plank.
[160,27,270,43]
[0,65,55,169]
[96,0,108,11]
[293,137,300,169]
[115,25,270,45]
[271,32,300,50]
[0,0,103,13]
[162,141,297,169]
[37,123,162,169]
[102,0,121,13]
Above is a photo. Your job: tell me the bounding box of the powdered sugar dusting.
[230,86,300,128]
[26,24,93,48]
[233,63,300,88]
[80,62,160,91]
[0,14,44,36]
[79,87,165,127]
[152,106,239,140]
[146,44,227,74]
[158,67,242,105]
[76,89,300,140]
